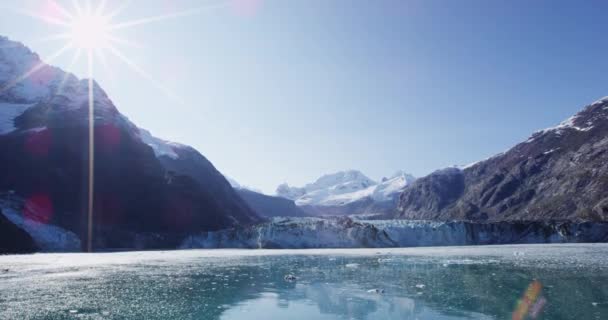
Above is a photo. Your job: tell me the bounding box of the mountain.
[277,170,416,216]
[235,189,307,218]
[226,177,306,217]
[0,36,260,252]
[397,97,608,222]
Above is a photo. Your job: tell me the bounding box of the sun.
[69,13,111,50]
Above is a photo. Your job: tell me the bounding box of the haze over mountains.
[1,35,608,252]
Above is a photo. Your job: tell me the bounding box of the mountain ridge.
[397,97,608,222]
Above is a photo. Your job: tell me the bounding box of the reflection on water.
[0,245,607,319]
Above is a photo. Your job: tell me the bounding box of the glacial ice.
[180,217,608,249]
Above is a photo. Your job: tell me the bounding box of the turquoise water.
[0,244,607,319]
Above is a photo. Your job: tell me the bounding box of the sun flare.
[69,13,111,50]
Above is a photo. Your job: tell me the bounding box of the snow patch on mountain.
[591,96,608,106]
[527,97,608,143]
[138,128,180,159]
[0,102,35,134]
[0,36,115,112]
[226,177,241,189]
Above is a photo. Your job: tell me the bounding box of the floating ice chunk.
[345,263,359,268]
[367,288,385,294]
[415,284,426,289]
[284,274,297,282]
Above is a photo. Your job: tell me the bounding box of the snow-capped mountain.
[278,170,377,206]
[0,35,260,252]
[398,96,608,222]
[276,170,415,216]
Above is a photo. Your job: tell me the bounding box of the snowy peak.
[0,36,114,110]
[277,170,376,205]
[277,170,415,207]
[528,96,608,142]
[372,172,416,202]
[276,183,306,200]
[307,170,377,192]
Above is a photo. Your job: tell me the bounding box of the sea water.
[0,244,606,319]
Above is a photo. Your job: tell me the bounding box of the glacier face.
[180,217,608,249]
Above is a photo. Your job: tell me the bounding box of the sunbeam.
[95,0,108,16]
[109,2,228,30]
[71,0,84,16]
[94,49,115,84]
[87,48,95,253]
[106,45,182,103]
[106,35,142,49]
[103,0,133,20]
[33,33,72,44]
[0,42,72,94]
[55,48,82,96]
[15,9,69,27]
[47,0,75,20]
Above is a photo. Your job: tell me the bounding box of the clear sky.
[1,0,608,194]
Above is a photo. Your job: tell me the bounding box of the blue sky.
[1,0,608,193]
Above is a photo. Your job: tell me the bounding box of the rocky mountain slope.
[226,177,307,217]
[277,170,415,216]
[397,97,608,222]
[0,36,260,252]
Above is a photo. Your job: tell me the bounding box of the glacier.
[180,216,608,249]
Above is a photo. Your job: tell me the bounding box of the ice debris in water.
[345,263,359,268]
[367,288,385,294]
[284,274,297,282]
[415,284,426,289]
[592,302,599,307]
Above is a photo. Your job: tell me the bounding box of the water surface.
[0,244,606,319]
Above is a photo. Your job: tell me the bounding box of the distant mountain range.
[276,170,416,216]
